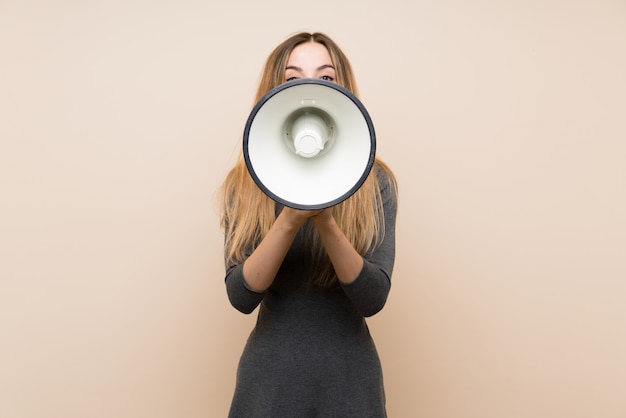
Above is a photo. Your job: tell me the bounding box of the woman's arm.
[311,211,364,284]
[323,169,398,317]
[225,207,320,313]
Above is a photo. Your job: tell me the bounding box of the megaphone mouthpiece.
[291,111,331,158]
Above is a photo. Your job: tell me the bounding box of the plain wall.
[1,0,625,417]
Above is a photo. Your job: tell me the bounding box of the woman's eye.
[320,75,334,81]
[286,76,298,82]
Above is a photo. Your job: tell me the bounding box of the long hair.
[220,32,397,286]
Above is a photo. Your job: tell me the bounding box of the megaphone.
[243,78,376,210]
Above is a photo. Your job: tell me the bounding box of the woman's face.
[285,42,336,83]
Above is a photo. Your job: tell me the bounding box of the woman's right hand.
[279,206,325,229]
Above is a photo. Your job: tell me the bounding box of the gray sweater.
[225,167,397,417]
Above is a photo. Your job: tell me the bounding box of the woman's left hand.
[311,208,334,225]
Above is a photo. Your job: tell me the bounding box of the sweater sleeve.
[224,261,266,314]
[340,168,398,317]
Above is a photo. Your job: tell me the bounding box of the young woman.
[220,32,398,418]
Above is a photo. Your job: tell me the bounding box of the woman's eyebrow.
[286,64,335,71]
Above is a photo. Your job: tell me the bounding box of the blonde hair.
[220,32,397,286]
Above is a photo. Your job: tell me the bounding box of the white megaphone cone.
[243,78,376,210]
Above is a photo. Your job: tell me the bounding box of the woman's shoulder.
[373,159,398,193]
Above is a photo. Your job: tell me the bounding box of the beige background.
[1,0,625,417]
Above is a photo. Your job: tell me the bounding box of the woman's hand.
[280,206,325,228]
[310,208,333,225]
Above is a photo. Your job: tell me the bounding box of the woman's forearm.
[242,208,316,292]
[312,212,364,284]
